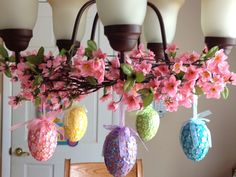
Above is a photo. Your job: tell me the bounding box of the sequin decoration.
[136,105,160,141]
[103,127,137,177]
[64,106,88,142]
[180,119,211,161]
[28,120,57,161]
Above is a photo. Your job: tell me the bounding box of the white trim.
[2,76,12,177]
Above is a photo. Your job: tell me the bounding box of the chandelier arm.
[71,0,96,44]
[90,13,99,41]
[147,2,169,63]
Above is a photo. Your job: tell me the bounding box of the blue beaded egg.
[180,118,211,161]
[103,126,137,177]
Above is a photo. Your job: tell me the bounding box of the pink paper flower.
[108,101,119,111]
[162,75,181,97]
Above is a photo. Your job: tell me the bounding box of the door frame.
[1,76,12,177]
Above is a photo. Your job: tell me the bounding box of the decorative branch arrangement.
[0,40,235,114]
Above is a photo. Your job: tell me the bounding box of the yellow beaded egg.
[64,106,88,142]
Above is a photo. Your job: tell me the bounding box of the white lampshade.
[49,0,88,41]
[143,0,185,43]
[201,0,236,38]
[96,0,147,26]
[0,0,38,29]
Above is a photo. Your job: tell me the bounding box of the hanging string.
[119,102,125,127]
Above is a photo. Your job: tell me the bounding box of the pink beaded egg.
[28,118,57,161]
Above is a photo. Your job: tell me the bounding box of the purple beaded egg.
[103,126,137,177]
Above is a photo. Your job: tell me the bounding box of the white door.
[4,1,118,177]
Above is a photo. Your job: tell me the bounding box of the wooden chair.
[64,159,143,177]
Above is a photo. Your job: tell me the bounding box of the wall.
[128,0,236,177]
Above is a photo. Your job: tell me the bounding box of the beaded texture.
[180,119,211,161]
[136,105,160,141]
[28,121,57,161]
[103,127,137,177]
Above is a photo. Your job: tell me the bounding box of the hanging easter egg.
[136,105,160,141]
[103,126,137,177]
[28,118,57,161]
[180,118,212,161]
[64,106,88,142]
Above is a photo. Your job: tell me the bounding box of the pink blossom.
[135,61,152,75]
[230,72,236,86]
[165,44,177,54]
[130,44,145,58]
[184,66,199,81]
[217,61,230,75]
[92,49,107,59]
[0,63,6,71]
[21,90,33,101]
[154,65,169,77]
[162,75,181,97]
[108,101,119,111]
[200,70,211,82]
[173,61,187,74]
[122,94,141,111]
[213,49,227,63]
[111,57,120,68]
[164,97,178,112]
[113,80,125,95]
[100,94,112,102]
[206,84,224,99]
[8,96,20,109]
[188,51,200,63]
[76,46,85,56]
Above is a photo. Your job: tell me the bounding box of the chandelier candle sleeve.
[144,0,185,43]
[201,0,236,54]
[48,0,89,50]
[0,0,38,53]
[97,0,147,52]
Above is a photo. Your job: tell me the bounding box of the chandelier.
[0,0,236,176]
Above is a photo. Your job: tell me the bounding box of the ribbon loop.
[189,95,212,148]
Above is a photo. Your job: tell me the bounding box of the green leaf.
[205,46,219,59]
[176,71,185,80]
[37,47,44,57]
[86,76,97,86]
[0,45,8,58]
[195,86,204,96]
[59,48,68,56]
[87,40,97,51]
[85,48,93,58]
[35,96,41,107]
[121,64,134,76]
[135,72,145,83]
[137,88,150,96]
[143,92,154,107]
[4,69,12,78]
[26,55,43,65]
[33,75,43,87]
[26,62,38,74]
[123,78,135,92]
[221,87,229,99]
[138,88,154,107]
[8,56,16,62]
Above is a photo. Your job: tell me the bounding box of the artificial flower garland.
[0,40,235,115]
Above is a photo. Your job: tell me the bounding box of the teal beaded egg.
[136,105,160,141]
[180,119,211,161]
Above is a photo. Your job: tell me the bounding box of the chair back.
[64,159,143,177]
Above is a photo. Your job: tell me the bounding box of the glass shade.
[96,0,147,26]
[201,0,236,38]
[143,0,185,43]
[0,0,38,30]
[49,0,88,41]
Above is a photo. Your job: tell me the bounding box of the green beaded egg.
[136,105,160,141]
